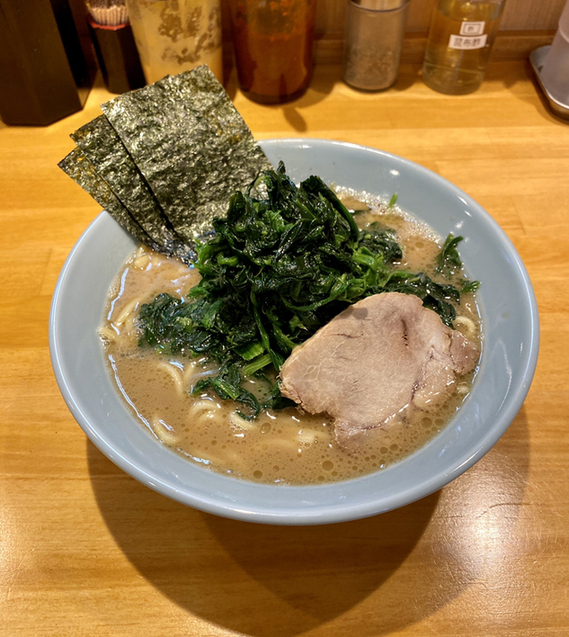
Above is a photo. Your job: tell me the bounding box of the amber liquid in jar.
[229,0,316,104]
[422,0,505,95]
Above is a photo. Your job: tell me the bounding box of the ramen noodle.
[101,192,481,485]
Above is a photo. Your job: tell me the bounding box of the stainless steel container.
[342,0,410,91]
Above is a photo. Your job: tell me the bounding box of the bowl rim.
[49,138,540,525]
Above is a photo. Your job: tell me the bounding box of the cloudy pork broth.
[101,193,481,485]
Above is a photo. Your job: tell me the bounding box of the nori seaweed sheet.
[58,148,158,249]
[59,65,272,261]
[71,115,195,263]
[101,65,272,241]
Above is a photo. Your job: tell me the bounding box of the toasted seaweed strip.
[59,148,158,249]
[70,115,194,263]
[101,65,272,242]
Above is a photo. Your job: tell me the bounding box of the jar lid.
[351,0,408,10]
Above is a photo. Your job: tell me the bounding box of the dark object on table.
[87,16,145,93]
[0,0,96,126]
[85,0,145,94]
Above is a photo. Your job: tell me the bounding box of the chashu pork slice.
[279,292,479,448]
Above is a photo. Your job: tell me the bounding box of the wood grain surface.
[1,60,568,637]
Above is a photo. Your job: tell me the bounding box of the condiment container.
[422,0,507,95]
[228,0,317,104]
[540,0,569,106]
[343,0,410,91]
[124,0,223,84]
[86,1,146,94]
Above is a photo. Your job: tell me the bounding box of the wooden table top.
[1,61,568,637]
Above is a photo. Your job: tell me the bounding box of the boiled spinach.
[138,163,476,416]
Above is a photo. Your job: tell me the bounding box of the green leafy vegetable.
[436,233,480,295]
[437,233,465,277]
[462,280,480,294]
[138,163,475,416]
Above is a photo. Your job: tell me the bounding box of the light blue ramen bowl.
[49,139,539,525]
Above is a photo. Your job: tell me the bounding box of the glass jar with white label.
[422,0,507,94]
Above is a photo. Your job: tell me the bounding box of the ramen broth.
[101,192,481,485]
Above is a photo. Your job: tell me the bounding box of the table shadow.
[88,407,529,636]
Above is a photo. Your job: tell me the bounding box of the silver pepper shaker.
[343,0,410,91]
